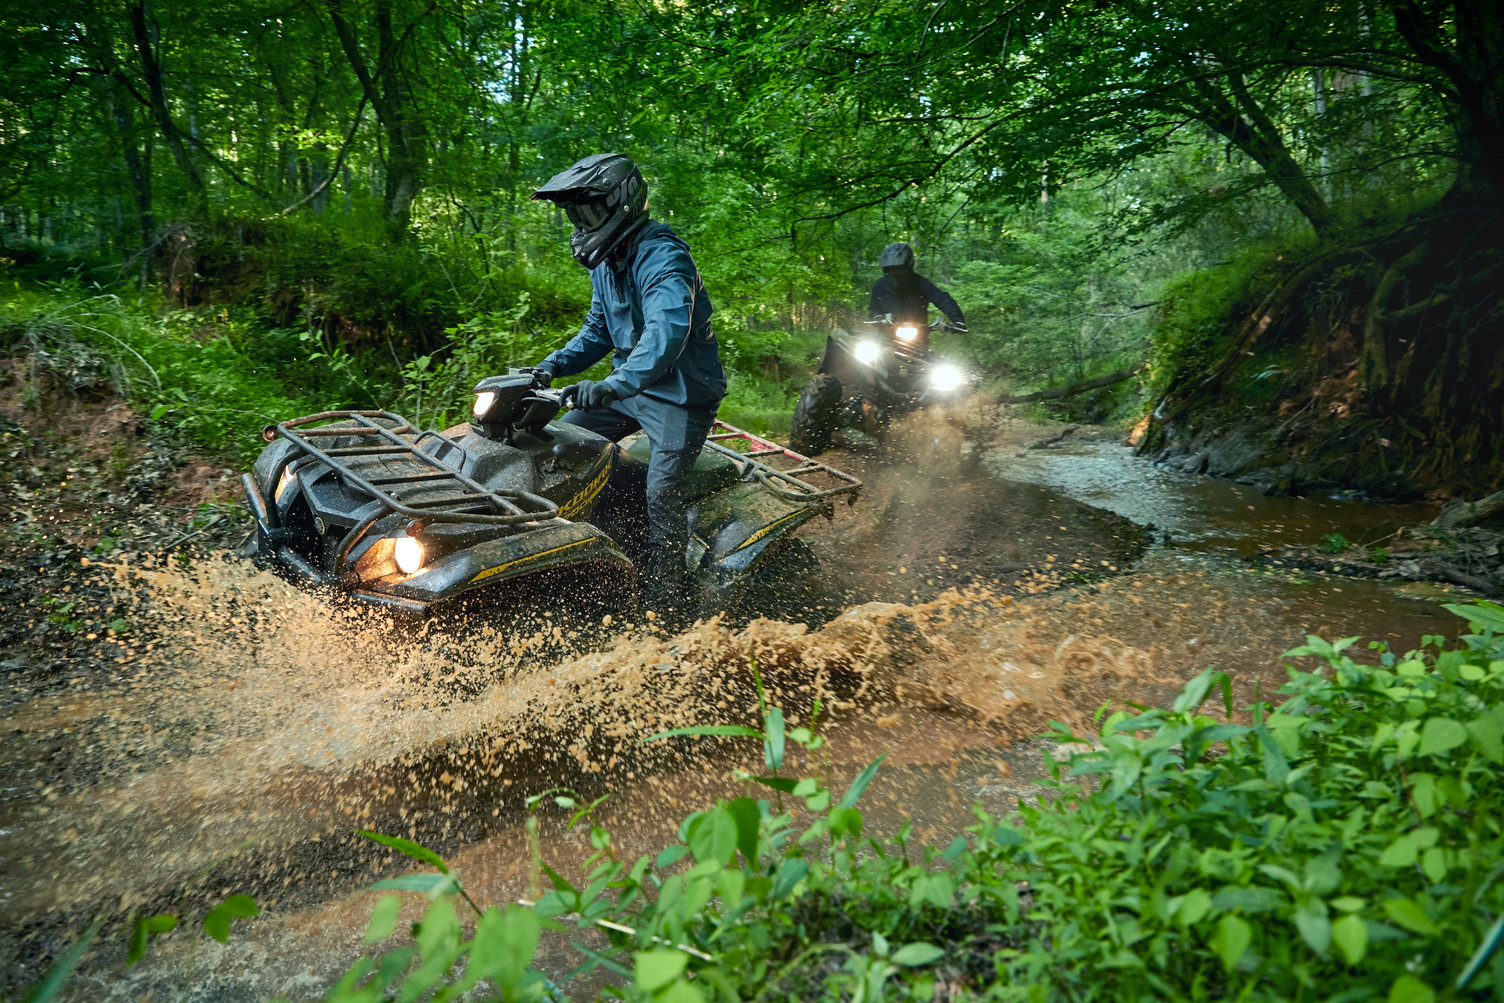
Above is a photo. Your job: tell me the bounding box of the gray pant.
[562,394,717,601]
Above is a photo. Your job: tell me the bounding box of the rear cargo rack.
[264,410,558,526]
[704,420,862,504]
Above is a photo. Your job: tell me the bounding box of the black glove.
[564,379,618,412]
[527,365,555,389]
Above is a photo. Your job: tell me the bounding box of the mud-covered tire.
[789,375,843,456]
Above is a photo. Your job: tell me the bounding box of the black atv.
[240,370,860,618]
[789,316,971,456]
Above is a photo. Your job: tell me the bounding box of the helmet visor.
[565,200,612,232]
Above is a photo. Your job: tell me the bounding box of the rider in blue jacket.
[529,153,727,619]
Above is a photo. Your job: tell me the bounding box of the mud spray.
[0,407,1465,1000]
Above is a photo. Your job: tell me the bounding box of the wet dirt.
[0,396,1476,1000]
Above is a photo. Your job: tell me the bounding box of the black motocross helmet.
[879,241,915,272]
[531,154,649,270]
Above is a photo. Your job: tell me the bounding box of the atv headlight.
[930,364,964,392]
[275,465,296,503]
[394,535,425,575]
[472,390,496,420]
[895,325,919,342]
[854,341,883,366]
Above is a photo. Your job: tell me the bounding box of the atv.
[240,369,860,618]
[789,316,971,456]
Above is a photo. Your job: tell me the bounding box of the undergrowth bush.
[1146,237,1315,402]
[1,281,817,454]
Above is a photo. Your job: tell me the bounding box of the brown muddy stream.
[0,416,1471,1000]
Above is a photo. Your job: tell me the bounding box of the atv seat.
[624,436,741,500]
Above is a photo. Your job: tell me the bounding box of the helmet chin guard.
[532,154,650,270]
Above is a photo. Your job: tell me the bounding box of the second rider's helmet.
[531,154,649,270]
[879,241,915,272]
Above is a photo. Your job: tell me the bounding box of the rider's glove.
[564,379,618,412]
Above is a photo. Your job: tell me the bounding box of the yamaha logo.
[314,516,327,535]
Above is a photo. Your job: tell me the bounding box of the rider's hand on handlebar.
[573,379,618,412]
[561,380,618,412]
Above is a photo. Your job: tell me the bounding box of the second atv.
[789,315,971,456]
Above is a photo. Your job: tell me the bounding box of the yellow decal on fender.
[732,512,804,553]
[470,538,595,583]
[560,455,614,520]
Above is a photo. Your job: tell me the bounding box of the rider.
[868,241,967,337]
[527,153,727,621]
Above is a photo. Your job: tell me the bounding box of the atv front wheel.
[789,374,843,456]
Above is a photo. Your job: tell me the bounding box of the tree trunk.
[128,2,205,212]
[105,77,154,249]
[1184,76,1334,236]
[1388,0,1504,201]
[329,1,428,240]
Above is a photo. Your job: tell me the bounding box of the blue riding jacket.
[542,221,727,408]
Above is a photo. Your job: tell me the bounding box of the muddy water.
[995,437,1436,555]
[1,419,1475,1001]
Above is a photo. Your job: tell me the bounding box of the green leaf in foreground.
[1388,973,1435,1003]
[687,806,738,867]
[370,873,459,898]
[763,706,786,770]
[23,916,103,1003]
[127,914,178,965]
[356,830,451,874]
[634,948,687,991]
[838,753,887,810]
[202,894,259,944]
[891,942,946,967]
[1418,717,1468,757]
[1214,914,1251,971]
[640,724,764,743]
[470,906,541,996]
[1332,913,1368,965]
[364,895,401,944]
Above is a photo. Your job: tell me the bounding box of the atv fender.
[369,521,634,608]
[690,482,820,583]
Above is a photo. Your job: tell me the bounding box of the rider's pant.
[561,394,718,609]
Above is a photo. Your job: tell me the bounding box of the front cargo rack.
[703,420,862,504]
[264,410,559,526]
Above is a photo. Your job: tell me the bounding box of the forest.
[3,1,1504,1001]
[3,0,1497,490]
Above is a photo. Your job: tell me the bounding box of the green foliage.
[1322,532,1353,553]
[1147,242,1308,399]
